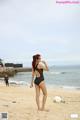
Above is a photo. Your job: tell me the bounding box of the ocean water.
[1,66,80,90]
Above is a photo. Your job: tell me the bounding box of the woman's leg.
[39,81,47,110]
[35,84,40,110]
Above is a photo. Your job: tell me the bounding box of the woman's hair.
[32,54,40,71]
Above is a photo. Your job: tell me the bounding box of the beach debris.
[12,101,16,103]
[53,96,65,103]
[70,113,79,119]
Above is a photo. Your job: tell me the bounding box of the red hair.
[32,54,40,71]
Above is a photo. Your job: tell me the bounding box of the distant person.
[30,54,49,111]
[4,74,9,86]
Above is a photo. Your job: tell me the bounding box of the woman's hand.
[30,82,33,88]
[42,60,46,64]
[42,61,49,71]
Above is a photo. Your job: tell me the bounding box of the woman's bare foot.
[40,108,49,112]
[37,108,41,111]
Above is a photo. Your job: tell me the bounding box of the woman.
[30,54,49,111]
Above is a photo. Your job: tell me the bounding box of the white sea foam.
[9,80,28,85]
[62,86,80,90]
[50,72,61,75]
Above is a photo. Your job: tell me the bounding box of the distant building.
[5,63,14,67]
[14,64,23,68]
[5,63,23,68]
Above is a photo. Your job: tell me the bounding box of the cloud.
[0,0,80,65]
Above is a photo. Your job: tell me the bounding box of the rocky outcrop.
[0,67,32,77]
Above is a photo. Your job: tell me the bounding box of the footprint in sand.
[3,104,9,107]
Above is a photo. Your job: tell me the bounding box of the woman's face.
[37,56,41,63]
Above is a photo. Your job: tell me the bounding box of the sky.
[0,0,80,67]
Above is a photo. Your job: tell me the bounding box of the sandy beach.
[0,84,80,120]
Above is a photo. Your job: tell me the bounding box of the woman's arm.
[38,61,49,71]
[42,61,49,71]
[30,67,35,88]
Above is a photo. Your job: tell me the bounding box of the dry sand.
[0,84,80,120]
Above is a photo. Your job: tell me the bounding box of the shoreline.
[0,82,80,91]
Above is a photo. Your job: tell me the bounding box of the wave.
[62,86,80,90]
[9,80,29,86]
[50,71,66,75]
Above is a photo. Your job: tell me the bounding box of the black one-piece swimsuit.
[34,64,44,86]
